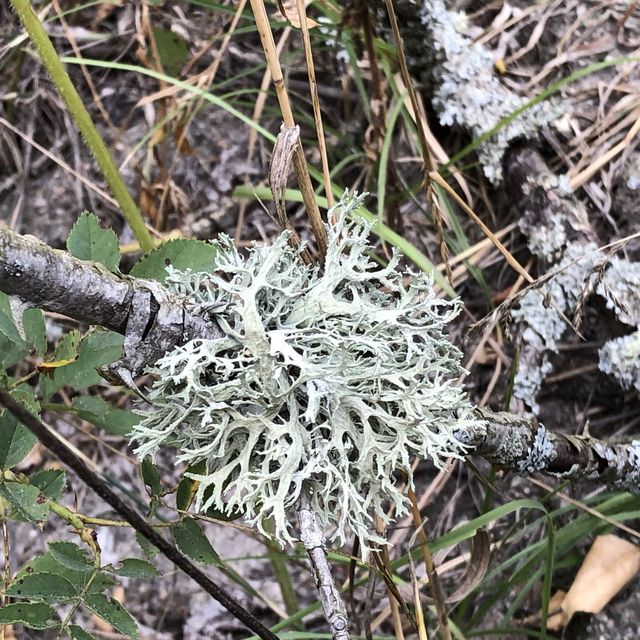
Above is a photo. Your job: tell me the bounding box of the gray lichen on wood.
[378,0,560,182]
[503,146,640,411]
[1,221,639,504]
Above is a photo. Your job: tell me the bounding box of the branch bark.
[297,486,350,640]
[1,226,639,491]
[0,227,220,378]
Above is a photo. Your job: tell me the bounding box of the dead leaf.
[275,0,318,29]
[543,535,640,630]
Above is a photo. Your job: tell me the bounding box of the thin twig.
[297,486,350,640]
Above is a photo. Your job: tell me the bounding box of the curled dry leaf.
[546,534,640,631]
[276,0,318,29]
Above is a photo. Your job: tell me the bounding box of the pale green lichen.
[131,195,482,553]
[599,330,640,392]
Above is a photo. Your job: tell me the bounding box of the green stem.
[263,517,302,627]
[10,0,154,253]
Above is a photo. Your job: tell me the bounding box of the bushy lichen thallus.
[132,194,485,555]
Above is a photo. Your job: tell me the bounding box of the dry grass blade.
[236,26,292,244]
[295,0,335,211]
[430,171,532,283]
[407,488,451,640]
[249,0,328,255]
[570,106,640,190]
[383,0,453,285]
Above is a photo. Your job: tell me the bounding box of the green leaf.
[176,461,205,512]
[152,28,188,76]
[135,531,159,560]
[83,593,139,639]
[16,551,114,595]
[6,572,77,601]
[0,292,26,345]
[0,293,45,366]
[140,458,162,497]
[0,602,59,630]
[48,541,94,571]
[29,469,66,501]
[67,211,120,272]
[68,625,98,640]
[171,517,221,566]
[23,307,46,356]
[111,558,160,579]
[0,411,37,470]
[40,330,124,398]
[0,482,49,522]
[71,395,139,436]
[0,385,40,469]
[130,239,216,282]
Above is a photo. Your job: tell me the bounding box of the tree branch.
[0,227,220,378]
[464,409,640,493]
[297,486,350,640]
[1,226,639,491]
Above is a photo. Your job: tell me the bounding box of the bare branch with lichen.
[2,196,640,636]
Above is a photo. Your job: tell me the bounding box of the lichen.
[131,195,483,553]
[511,242,599,412]
[599,330,640,392]
[414,0,560,182]
[516,425,556,473]
[597,257,640,327]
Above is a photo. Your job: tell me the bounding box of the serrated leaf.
[71,396,139,436]
[0,482,49,522]
[29,469,66,501]
[0,602,59,630]
[68,624,98,640]
[135,531,159,560]
[40,330,124,398]
[67,211,120,272]
[171,517,221,566]
[6,571,77,601]
[141,458,162,497]
[83,593,139,639]
[48,541,95,571]
[130,239,216,282]
[16,552,113,595]
[111,558,160,579]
